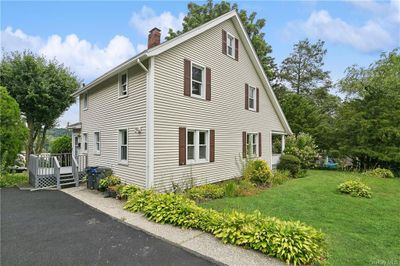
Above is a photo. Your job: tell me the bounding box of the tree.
[0,51,80,160]
[279,39,331,95]
[284,133,318,169]
[50,136,72,154]
[336,49,400,172]
[0,86,28,172]
[166,0,278,82]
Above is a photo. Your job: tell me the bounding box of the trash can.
[85,166,112,190]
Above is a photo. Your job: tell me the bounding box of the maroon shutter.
[179,127,186,165]
[258,132,262,157]
[222,30,227,55]
[210,129,215,162]
[242,131,247,158]
[206,67,211,101]
[184,59,191,96]
[256,88,260,112]
[235,38,239,61]
[245,84,249,110]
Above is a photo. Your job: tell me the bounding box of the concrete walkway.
[63,186,283,266]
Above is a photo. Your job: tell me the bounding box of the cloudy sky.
[2,0,399,127]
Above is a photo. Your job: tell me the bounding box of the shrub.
[117,185,140,200]
[243,159,273,185]
[50,136,72,154]
[187,184,225,201]
[98,175,121,190]
[0,173,28,187]
[270,170,290,186]
[337,180,372,198]
[123,189,326,265]
[364,168,394,179]
[277,154,301,178]
[98,179,108,190]
[284,133,318,168]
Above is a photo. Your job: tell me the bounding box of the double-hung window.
[83,93,88,110]
[83,133,88,153]
[248,86,256,111]
[187,129,208,163]
[191,64,204,98]
[94,132,100,154]
[119,72,128,97]
[118,129,128,164]
[227,33,235,58]
[246,133,258,157]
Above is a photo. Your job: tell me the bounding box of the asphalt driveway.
[1,188,216,266]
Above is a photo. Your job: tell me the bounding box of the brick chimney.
[148,27,161,49]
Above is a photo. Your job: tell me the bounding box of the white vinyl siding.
[94,132,100,154]
[153,19,284,190]
[83,93,88,110]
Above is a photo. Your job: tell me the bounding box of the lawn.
[201,170,400,266]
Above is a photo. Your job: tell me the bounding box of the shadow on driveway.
[1,188,216,266]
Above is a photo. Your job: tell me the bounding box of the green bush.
[364,168,394,178]
[123,188,326,265]
[0,173,28,187]
[98,175,121,190]
[337,180,372,198]
[50,136,72,154]
[284,133,318,168]
[270,170,290,186]
[243,159,273,185]
[224,182,238,197]
[117,185,140,200]
[187,183,225,201]
[277,154,301,178]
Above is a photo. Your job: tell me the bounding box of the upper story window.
[118,129,128,164]
[187,129,208,164]
[248,86,256,111]
[191,64,204,98]
[83,93,88,110]
[83,133,88,152]
[227,33,235,58]
[94,132,100,154]
[246,133,258,157]
[119,72,128,97]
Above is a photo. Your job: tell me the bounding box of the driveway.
[1,188,216,266]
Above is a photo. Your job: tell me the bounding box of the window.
[246,133,258,157]
[187,129,208,163]
[83,133,88,152]
[191,64,204,98]
[248,86,256,111]
[118,129,128,163]
[83,93,88,109]
[227,33,235,58]
[94,132,100,154]
[119,72,128,97]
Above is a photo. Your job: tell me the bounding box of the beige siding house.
[70,11,292,191]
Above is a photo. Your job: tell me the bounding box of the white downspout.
[145,57,155,188]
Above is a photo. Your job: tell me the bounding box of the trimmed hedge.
[123,188,326,265]
[243,159,273,185]
[277,154,301,178]
[186,184,225,201]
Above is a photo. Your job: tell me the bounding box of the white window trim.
[248,85,257,111]
[186,128,210,165]
[226,32,236,59]
[118,71,129,98]
[82,133,88,154]
[118,128,129,165]
[83,93,88,110]
[246,132,259,158]
[190,62,206,100]
[94,131,101,155]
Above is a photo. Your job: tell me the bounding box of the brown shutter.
[258,132,262,157]
[222,30,227,55]
[235,38,239,61]
[242,131,247,158]
[179,127,186,165]
[206,67,211,101]
[184,59,191,96]
[210,129,215,162]
[256,88,260,112]
[245,84,249,110]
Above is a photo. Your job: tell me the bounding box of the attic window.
[227,33,235,58]
[119,72,128,97]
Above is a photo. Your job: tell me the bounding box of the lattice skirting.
[37,175,57,188]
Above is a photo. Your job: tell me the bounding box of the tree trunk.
[35,126,48,154]
[26,122,39,166]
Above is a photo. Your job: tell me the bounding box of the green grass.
[0,172,28,187]
[201,170,400,266]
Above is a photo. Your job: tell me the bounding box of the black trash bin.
[85,166,112,190]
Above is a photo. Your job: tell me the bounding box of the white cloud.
[1,26,43,52]
[349,0,400,23]
[292,10,394,52]
[129,6,184,39]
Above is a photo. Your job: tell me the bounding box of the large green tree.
[0,51,80,160]
[336,49,400,171]
[0,86,28,172]
[166,0,277,82]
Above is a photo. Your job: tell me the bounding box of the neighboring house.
[69,11,292,191]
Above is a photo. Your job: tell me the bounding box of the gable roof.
[72,10,292,134]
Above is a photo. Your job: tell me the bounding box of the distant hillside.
[47,128,71,138]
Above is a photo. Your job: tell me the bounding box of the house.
[68,10,292,191]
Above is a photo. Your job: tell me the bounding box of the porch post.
[281,135,285,154]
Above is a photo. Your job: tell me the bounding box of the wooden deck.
[37,166,72,177]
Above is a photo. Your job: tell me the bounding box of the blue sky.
[2,0,399,126]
